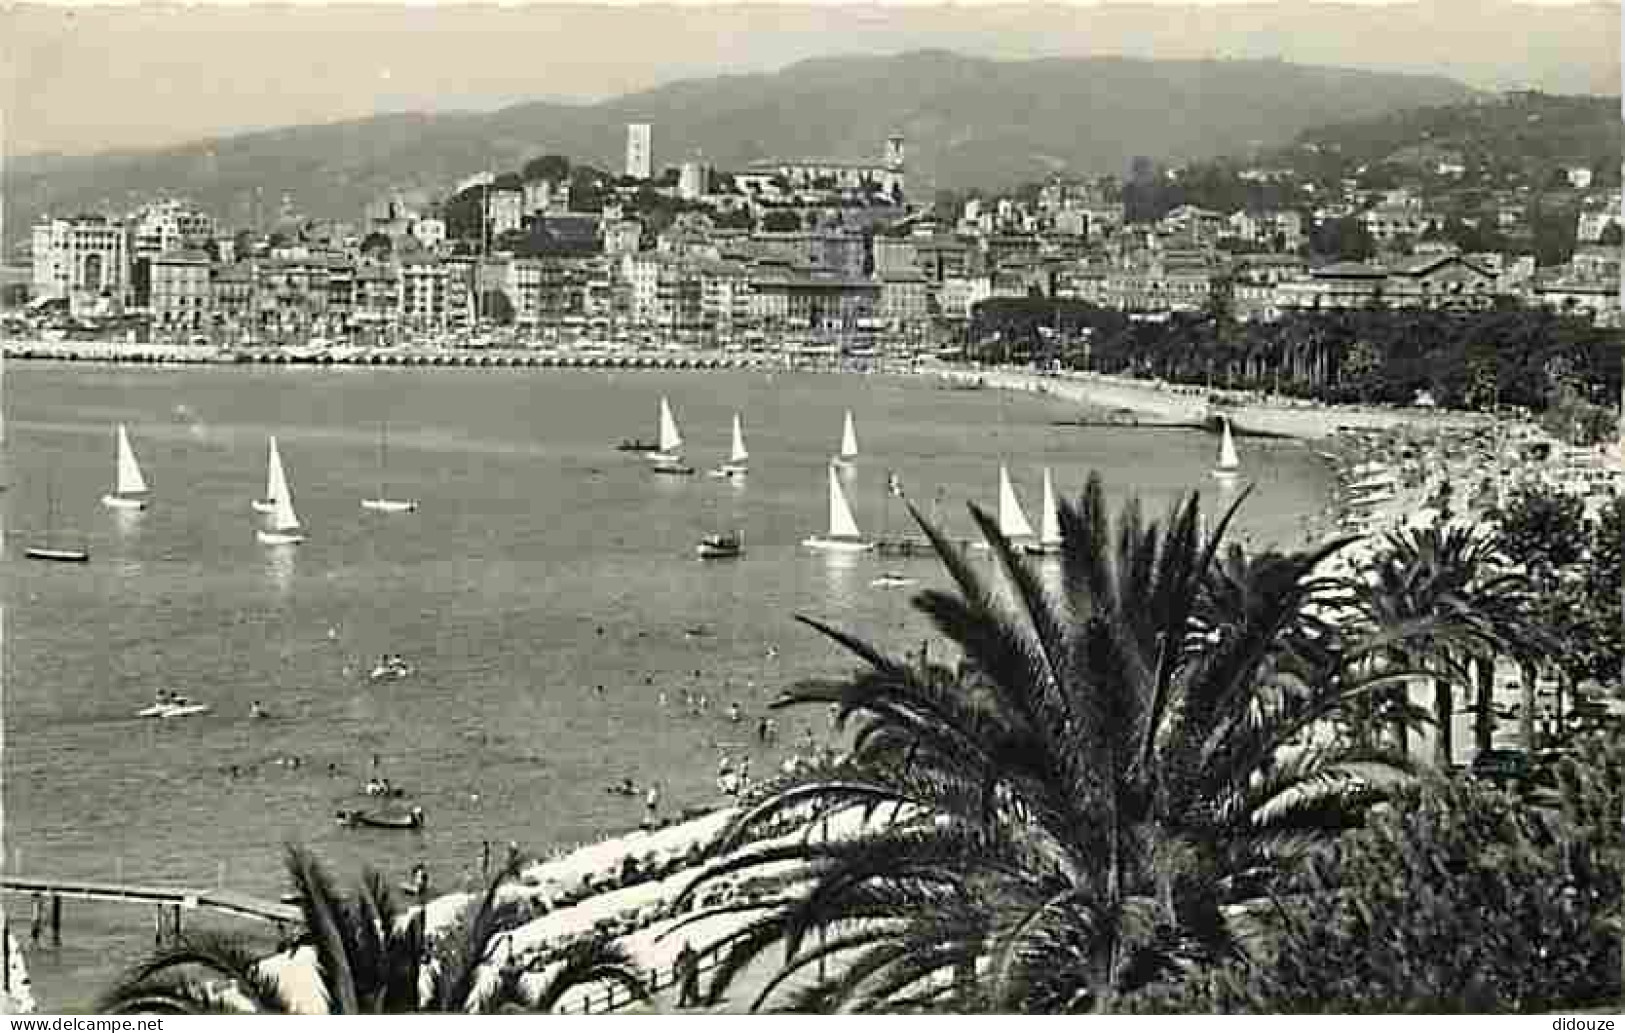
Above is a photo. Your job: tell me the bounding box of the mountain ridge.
[4,52,1482,243]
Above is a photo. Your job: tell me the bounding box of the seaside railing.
[555,942,730,1014]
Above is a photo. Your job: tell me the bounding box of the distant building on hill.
[626,123,653,181]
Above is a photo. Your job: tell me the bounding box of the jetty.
[0,875,299,946]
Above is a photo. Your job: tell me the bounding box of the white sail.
[270,483,301,532]
[1039,467,1062,546]
[115,424,148,495]
[658,397,683,453]
[998,464,1035,539]
[266,436,289,504]
[1216,418,1240,472]
[838,410,858,460]
[729,413,748,463]
[827,465,862,539]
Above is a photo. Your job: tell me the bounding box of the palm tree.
[98,845,645,1014]
[1356,523,1543,766]
[668,473,1417,1013]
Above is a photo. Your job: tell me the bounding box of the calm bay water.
[2,364,1330,1008]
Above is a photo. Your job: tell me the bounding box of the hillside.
[2,52,1475,244]
[1289,92,1624,179]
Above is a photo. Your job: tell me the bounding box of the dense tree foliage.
[675,476,1419,1012]
[1124,776,1624,1013]
[522,155,571,183]
[1495,486,1625,691]
[1080,304,1621,419]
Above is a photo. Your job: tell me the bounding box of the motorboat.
[697,531,744,559]
[336,805,424,830]
[25,546,90,563]
[100,424,150,510]
[870,572,917,589]
[874,536,930,558]
[162,698,213,718]
[651,457,695,476]
[368,656,414,682]
[616,438,659,453]
[137,693,212,719]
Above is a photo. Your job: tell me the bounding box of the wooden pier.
[1,875,300,947]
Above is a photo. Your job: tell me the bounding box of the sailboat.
[25,470,89,562]
[831,410,859,468]
[361,424,418,512]
[803,464,873,552]
[1023,467,1064,556]
[1213,416,1241,479]
[252,437,289,514]
[649,396,694,475]
[100,424,150,510]
[708,413,749,479]
[649,397,683,462]
[975,465,1036,549]
[257,451,306,545]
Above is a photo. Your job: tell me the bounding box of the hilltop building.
[744,133,906,198]
[626,124,653,181]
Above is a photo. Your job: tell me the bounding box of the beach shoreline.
[947,367,1499,441]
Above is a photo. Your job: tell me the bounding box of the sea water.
[1,364,1330,1008]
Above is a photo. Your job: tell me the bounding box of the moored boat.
[26,470,89,563]
[697,530,744,559]
[336,805,425,830]
[137,691,212,719]
[368,655,414,682]
[870,572,916,589]
[360,423,418,513]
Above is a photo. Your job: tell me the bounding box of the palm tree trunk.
[1473,659,1495,757]
[1519,661,1538,754]
[1432,677,1454,768]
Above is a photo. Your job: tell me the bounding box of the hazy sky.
[3,0,1619,158]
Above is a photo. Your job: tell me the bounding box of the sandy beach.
[945,368,1498,441]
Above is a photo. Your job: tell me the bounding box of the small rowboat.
[336,806,424,830]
